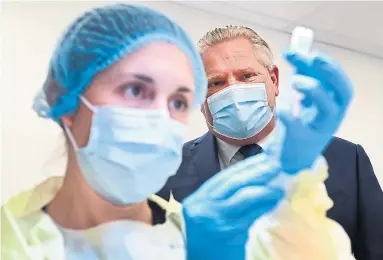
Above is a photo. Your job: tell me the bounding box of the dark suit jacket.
[157,132,383,260]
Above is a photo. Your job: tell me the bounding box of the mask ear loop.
[63,124,79,151]
[202,102,214,129]
[62,96,96,151]
[79,96,96,112]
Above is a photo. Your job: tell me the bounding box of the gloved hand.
[182,154,284,260]
[275,50,354,173]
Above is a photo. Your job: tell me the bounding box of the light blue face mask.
[64,97,186,205]
[207,83,274,140]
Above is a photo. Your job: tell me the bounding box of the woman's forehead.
[100,43,193,80]
[91,42,195,94]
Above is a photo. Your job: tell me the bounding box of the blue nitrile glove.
[276,50,354,173]
[182,154,284,260]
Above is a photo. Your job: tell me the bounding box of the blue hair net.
[33,3,207,122]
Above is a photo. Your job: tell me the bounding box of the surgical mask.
[206,83,274,140]
[64,97,186,205]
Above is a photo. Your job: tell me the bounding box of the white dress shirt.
[216,133,271,170]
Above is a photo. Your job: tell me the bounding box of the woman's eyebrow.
[95,71,155,85]
[133,73,154,84]
[107,71,193,93]
[176,86,193,93]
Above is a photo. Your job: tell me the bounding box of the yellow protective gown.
[247,158,356,260]
[2,158,354,259]
[1,177,184,260]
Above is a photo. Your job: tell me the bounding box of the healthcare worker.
[1,3,284,260]
[1,3,355,260]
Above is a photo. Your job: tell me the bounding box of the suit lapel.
[190,132,221,184]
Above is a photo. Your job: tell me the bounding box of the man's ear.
[270,65,280,96]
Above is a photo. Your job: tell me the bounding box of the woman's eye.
[124,83,145,99]
[169,98,188,112]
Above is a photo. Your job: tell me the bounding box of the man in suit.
[157,25,383,259]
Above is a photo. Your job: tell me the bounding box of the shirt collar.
[216,137,241,167]
[216,127,277,164]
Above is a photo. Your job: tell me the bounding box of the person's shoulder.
[3,176,63,219]
[182,133,210,155]
[183,138,197,150]
[2,179,65,260]
[184,132,212,148]
[327,136,357,150]
[183,134,206,148]
[324,136,360,163]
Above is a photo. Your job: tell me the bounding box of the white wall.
[1,1,382,202]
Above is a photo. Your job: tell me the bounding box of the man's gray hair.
[198,25,274,70]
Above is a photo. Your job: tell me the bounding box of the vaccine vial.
[290,27,314,55]
[289,26,315,118]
